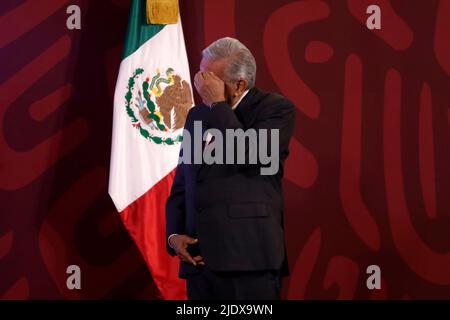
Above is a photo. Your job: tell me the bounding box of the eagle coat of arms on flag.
[125,67,192,145]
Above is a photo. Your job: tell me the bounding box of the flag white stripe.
[109,19,191,212]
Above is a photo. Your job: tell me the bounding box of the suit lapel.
[196,87,263,182]
[234,87,262,129]
[192,107,210,178]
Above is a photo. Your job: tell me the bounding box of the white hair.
[202,37,257,88]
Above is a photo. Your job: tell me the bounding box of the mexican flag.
[108,0,192,300]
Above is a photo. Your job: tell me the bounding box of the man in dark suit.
[166,37,296,300]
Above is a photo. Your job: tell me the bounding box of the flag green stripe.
[123,0,166,59]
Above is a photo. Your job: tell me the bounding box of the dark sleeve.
[165,160,185,256]
[206,98,296,173]
[165,110,193,256]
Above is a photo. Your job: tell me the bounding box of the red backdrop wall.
[1,0,450,299]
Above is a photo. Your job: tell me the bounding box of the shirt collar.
[231,89,250,110]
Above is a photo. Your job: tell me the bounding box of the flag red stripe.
[120,169,186,300]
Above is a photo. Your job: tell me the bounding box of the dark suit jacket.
[166,87,296,278]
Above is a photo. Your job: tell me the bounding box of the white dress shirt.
[231,89,250,110]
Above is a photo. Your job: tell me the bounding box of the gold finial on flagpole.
[147,0,179,24]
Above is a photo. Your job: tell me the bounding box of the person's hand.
[194,71,226,106]
[169,235,205,266]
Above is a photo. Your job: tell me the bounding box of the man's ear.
[237,79,248,94]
